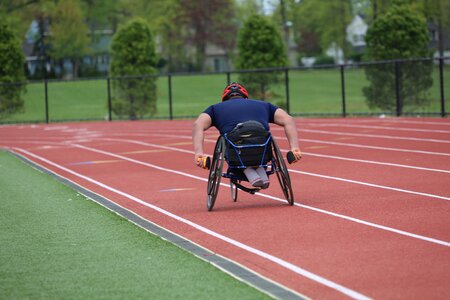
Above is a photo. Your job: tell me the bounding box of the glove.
[195,154,210,169]
[287,148,302,164]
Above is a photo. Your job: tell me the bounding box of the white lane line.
[13,147,371,300]
[95,138,450,202]
[304,123,450,133]
[7,134,449,173]
[297,129,450,144]
[107,135,450,172]
[300,152,450,174]
[299,138,450,156]
[289,169,450,201]
[113,132,450,157]
[112,128,450,144]
[297,119,450,126]
[63,142,450,248]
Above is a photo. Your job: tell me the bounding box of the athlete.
[192,82,302,188]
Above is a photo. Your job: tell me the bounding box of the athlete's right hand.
[195,153,209,169]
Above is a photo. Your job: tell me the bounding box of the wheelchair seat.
[224,121,272,168]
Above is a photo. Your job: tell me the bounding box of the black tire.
[207,136,226,211]
[272,138,294,205]
[230,180,238,202]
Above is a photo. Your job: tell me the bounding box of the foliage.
[176,0,238,71]
[0,21,26,119]
[236,14,287,101]
[109,18,158,119]
[313,55,335,66]
[291,0,352,60]
[50,0,90,79]
[153,0,195,72]
[363,4,432,111]
[421,0,450,56]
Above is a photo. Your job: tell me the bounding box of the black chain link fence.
[1,57,448,124]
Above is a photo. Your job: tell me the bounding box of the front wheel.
[230,180,239,202]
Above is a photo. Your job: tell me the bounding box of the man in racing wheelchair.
[192,82,302,188]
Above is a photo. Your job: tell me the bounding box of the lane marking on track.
[333,137,354,140]
[159,188,196,192]
[289,169,450,201]
[13,147,371,300]
[60,143,450,248]
[304,123,450,133]
[7,135,450,173]
[304,146,329,150]
[298,138,450,156]
[297,119,450,126]
[301,152,450,174]
[108,126,450,144]
[90,139,450,202]
[297,129,450,144]
[164,142,194,146]
[66,160,123,166]
[119,149,167,154]
[117,132,450,156]
[114,135,450,172]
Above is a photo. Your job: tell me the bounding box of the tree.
[109,18,158,119]
[363,4,432,112]
[236,14,287,102]
[289,0,352,62]
[49,0,90,79]
[154,0,192,72]
[0,21,26,119]
[176,0,238,71]
[421,0,450,57]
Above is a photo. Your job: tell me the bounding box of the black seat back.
[225,121,272,167]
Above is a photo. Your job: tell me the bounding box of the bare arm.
[274,108,302,161]
[192,113,212,167]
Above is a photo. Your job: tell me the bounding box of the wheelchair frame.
[206,133,294,211]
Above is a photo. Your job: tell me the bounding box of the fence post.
[340,64,346,118]
[44,80,49,123]
[439,57,446,117]
[284,68,290,114]
[395,61,402,116]
[226,72,231,85]
[107,77,112,121]
[168,74,173,120]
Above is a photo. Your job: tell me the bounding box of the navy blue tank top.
[203,98,278,134]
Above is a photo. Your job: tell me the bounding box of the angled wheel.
[230,180,239,202]
[207,136,226,211]
[272,138,294,205]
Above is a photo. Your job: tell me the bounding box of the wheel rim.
[272,139,294,205]
[207,137,225,210]
[230,181,238,202]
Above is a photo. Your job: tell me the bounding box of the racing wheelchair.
[204,121,296,211]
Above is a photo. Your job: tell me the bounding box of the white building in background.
[346,14,368,51]
[310,14,369,66]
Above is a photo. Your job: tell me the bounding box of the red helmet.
[221,82,249,101]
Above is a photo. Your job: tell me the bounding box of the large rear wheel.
[207,136,226,211]
[272,138,294,205]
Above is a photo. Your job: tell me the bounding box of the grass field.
[0,150,270,299]
[2,64,449,123]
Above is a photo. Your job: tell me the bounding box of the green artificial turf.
[0,151,270,300]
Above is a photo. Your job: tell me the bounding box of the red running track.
[1,117,450,299]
